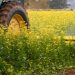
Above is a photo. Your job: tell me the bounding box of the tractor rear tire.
[0,2,29,30]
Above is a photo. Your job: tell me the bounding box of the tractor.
[0,0,29,32]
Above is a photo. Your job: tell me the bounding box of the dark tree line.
[26,0,68,9]
[48,0,67,9]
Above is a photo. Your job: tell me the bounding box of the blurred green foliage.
[0,10,75,75]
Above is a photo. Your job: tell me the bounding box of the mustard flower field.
[0,10,75,75]
[29,10,75,37]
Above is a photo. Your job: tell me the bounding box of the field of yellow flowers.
[0,10,75,75]
[29,10,75,38]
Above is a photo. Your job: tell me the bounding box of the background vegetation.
[28,0,68,9]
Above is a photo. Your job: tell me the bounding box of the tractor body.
[0,0,2,5]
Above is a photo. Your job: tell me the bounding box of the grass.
[0,10,75,75]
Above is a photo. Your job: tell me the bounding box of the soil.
[64,68,75,75]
